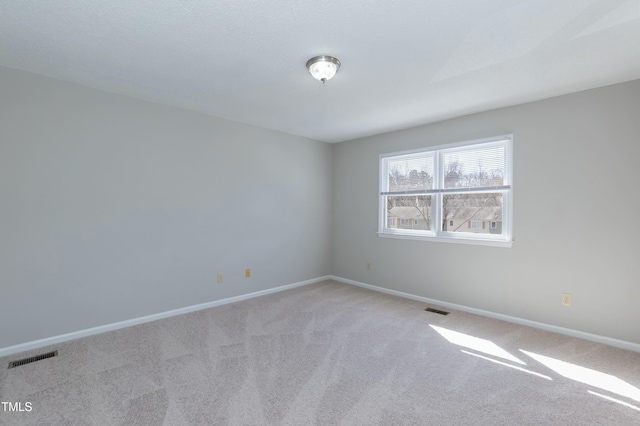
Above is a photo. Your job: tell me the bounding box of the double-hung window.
[379,135,512,247]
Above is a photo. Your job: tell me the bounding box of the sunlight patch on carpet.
[461,350,552,380]
[588,391,640,412]
[430,325,525,365]
[521,350,640,403]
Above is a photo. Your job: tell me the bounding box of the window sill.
[377,232,513,248]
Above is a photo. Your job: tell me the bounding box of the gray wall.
[3,63,639,350]
[0,66,332,348]
[332,79,640,345]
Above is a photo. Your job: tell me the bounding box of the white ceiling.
[2,1,640,143]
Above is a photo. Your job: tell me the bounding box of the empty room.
[1,1,640,425]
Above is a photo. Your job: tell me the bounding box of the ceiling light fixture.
[306,55,341,83]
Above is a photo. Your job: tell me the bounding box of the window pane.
[380,136,512,244]
[443,145,505,189]
[387,195,431,230]
[442,193,502,234]
[387,154,434,192]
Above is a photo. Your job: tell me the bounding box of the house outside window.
[379,135,513,247]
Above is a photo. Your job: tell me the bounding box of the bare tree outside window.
[441,159,503,233]
[386,158,433,230]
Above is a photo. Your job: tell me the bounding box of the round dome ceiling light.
[306,55,341,83]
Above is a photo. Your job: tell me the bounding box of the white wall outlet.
[217,273,224,284]
[366,262,371,271]
[561,293,572,307]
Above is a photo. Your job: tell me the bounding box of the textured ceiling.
[2,1,640,142]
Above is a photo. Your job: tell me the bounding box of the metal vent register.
[425,307,450,315]
[8,351,58,369]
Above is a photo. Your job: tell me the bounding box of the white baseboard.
[0,276,330,358]
[329,275,640,354]
[5,275,637,358]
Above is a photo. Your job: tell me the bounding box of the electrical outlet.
[245,268,251,278]
[561,293,572,307]
[366,262,371,271]
[217,273,224,284]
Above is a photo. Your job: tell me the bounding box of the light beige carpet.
[1,280,639,425]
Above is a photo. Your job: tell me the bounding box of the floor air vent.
[8,350,58,369]
[425,307,450,315]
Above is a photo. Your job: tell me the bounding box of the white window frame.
[378,135,513,247]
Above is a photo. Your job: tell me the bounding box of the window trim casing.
[378,135,513,248]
